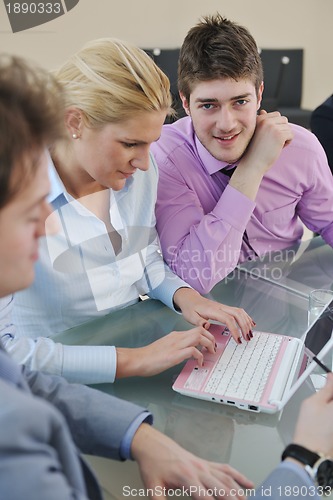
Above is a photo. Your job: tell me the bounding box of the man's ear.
[65,108,83,139]
[257,81,264,111]
[179,92,190,116]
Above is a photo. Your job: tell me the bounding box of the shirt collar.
[47,151,67,203]
[194,133,237,175]
[46,150,134,206]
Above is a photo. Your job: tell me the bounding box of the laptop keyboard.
[204,332,283,402]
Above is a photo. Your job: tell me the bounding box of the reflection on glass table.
[207,271,308,336]
[236,236,333,298]
[54,273,314,492]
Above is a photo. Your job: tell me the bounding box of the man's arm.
[24,366,151,460]
[7,351,333,500]
[131,423,254,500]
[0,379,90,500]
[21,362,256,499]
[229,111,293,200]
[254,373,333,499]
[253,462,320,499]
[24,373,328,500]
[310,95,333,172]
[130,371,333,500]
[294,133,333,247]
[155,151,254,294]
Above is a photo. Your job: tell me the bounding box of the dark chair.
[143,48,185,122]
[259,48,312,129]
[144,47,312,129]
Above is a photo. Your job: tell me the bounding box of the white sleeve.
[0,295,117,384]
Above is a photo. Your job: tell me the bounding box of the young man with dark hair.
[152,14,333,295]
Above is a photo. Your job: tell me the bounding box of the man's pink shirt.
[152,117,333,294]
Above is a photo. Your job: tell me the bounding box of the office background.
[0,0,331,111]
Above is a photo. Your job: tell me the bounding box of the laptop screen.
[305,298,333,358]
[279,298,333,409]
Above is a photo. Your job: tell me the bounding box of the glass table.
[236,235,333,298]
[54,271,314,498]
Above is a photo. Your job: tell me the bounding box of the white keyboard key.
[204,332,283,404]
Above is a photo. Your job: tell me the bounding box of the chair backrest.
[143,48,185,121]
[144,48,180,94]
[260,48,304,109]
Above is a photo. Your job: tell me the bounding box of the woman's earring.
[72,133,78,139]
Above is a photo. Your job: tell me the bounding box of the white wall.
[0,0,331,109]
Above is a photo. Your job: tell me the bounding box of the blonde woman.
[7,38,254,384]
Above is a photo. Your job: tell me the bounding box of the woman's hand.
[116,326,216,378]
[173,287,255,343]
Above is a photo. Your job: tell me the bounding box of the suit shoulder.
[0,379,64,432]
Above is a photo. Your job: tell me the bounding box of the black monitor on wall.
[260,48,312,129]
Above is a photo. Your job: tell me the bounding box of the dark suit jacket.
[311,94,333,174]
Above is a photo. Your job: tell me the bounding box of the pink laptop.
[173,301,333,414]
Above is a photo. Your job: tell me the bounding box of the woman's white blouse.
[4,153,189,384]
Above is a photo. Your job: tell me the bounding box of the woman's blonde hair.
[53,38,173,127]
